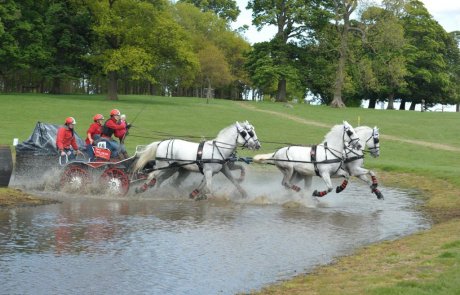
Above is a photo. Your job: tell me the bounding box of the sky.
[232,0,460,44]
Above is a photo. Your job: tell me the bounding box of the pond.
[1,170,430,295]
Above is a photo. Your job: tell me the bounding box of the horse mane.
[322,124,345,147]
[354,126,372,133]
[214,123,236,140]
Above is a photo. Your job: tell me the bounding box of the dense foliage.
[0,0,458,108]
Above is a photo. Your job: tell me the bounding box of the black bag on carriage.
[14,122,85,178]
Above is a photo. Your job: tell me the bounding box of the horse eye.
[248,131,254,137]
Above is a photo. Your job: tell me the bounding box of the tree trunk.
[276,79,287,102]
[387,93,395,110]
[107,71,119,100]
[409,101,416,110]
[456,103,459,112]
[51,77,61,94]
[330,2,354,109]
[368,97,377,109]
[206,77,212,104]
[399,98,406,110]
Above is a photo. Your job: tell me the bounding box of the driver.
[100,109,126,159]
[56,117,83,160]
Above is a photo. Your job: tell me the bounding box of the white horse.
[252,121,361,198]
[133,121,260,199]
[335,126,383,199]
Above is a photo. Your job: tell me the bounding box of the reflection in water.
[1,171,430,295]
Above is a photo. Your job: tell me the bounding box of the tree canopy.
[0,0,459,110]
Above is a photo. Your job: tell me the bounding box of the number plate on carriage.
[93,147,111,160]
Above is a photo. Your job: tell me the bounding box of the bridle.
[364,127,380,156]
[236,124,259,149]
[343,126,362,150]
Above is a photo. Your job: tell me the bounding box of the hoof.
[313,190,327,197]
[195,194,208,201]
[189,189,200,199]
[371,183,378,190]
[336,186,344,193]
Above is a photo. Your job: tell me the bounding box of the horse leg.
[345,167,384,200]
[135,170,159,194]
[303,175,313,191]
[289,171,302,185]
[135,168,178,194]
[280,166,300,192]
[227,162,246,183]
[198,168,214,200]
[335,168,351,193]
[367,170,384,199]
[189,176,206,199]
[313,172,339,197]
[172,168,191,187]
[221,164,248,198]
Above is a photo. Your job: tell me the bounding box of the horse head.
[236,121,261,150]
[343,121,362,150]
[367,126,380,157]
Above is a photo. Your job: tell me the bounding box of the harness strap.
[196,141,205,174]
[344,154,364,163]
[310,145,320,176]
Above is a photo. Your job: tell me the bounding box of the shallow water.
[1,170,430,295]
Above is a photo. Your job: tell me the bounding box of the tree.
[88,0,194,100]
[173,2,249,99]
[448,31,460,111]
[329,0,362,108]
[359,5,408,109]
[247,0,323,102]
[197,43,232,102]
[0,0,22,91]
[43,0,93,94]
[178,0,240,22]
[401,0,455,110]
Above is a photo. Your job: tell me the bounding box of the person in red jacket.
[56,117,82,160]
[85,114,104,160]
[100,109,127,159]
[114,114,130,159]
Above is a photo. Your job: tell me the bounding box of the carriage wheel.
[60,164,91,193]
[100,167,130,196]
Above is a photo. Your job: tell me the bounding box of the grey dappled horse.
[253,121,361,199]
[133,121,260,199]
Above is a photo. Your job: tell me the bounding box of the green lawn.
[1,93,460,294]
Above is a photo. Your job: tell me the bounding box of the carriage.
[14,122,152,196]
[14,121,381,200]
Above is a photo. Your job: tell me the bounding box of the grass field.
[1,93,459,294]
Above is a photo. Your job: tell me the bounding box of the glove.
[60,151,66,156]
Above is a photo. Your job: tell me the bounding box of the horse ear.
[235,121,241,129]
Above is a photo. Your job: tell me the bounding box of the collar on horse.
[310,142,345,176]
[196,141,205,174]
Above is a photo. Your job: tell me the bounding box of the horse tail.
[134,141,160,171]
[252,152,275,164]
